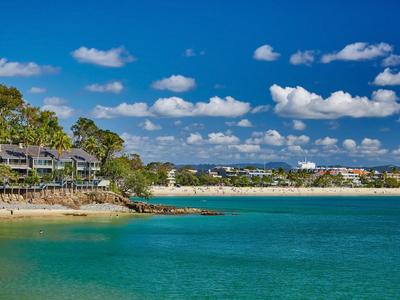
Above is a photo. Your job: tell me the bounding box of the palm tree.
[83,136,98,156]
[51,131,72,191]
[51,131,72,159]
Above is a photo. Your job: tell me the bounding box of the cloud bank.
[92,96,251,119]
[270,84,400,119]
[71,46,134,67]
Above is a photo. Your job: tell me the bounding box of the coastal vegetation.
[170,167,400,188]
[0,84,151,198]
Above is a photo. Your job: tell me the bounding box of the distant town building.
[297,159,316,170]
[386,172,400,180]
[208,166,272,178]
[314,167,369,186]
[167,169,176,186]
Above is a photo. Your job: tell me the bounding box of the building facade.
[0,144,100,180]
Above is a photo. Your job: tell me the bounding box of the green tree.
[102,156,132,183]
[51,131,72,158]
[24,169,40,185]
[71,117,99,148]
[176,170,200,186]
[0,165,17,184]
[121,170,152,199]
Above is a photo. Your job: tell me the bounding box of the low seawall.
[0,189,129,209]
[0,190,221,216]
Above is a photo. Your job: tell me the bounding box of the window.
[34,159,52,166]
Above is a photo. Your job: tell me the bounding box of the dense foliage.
[0,83,152,198]
[0,84,66,148]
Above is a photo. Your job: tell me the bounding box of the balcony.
[76,162,87,170]
[33,159,53,169]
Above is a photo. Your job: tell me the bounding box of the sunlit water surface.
[0,196,399,299]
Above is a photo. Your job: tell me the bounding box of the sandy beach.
[151,186,400,197]
[0,203,134,220]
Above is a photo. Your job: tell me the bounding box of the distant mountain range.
[313,164,400,172]
[176,162,293,171]
[175,163,399,172]
[362,165,400,172]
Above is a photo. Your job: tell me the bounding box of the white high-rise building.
[297,159,316,170]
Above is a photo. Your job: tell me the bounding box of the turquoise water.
[1,196,400,299]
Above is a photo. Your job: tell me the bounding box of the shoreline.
[151,186,400,197]
[0,203,135,220]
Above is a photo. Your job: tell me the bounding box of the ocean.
[0,196,399,299]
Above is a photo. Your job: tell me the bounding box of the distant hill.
[176,162,292,171]
[319,164,400,172]
[365,165,400,172]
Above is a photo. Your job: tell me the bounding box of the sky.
[1,0,400,166]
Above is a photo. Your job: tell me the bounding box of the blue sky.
[1,0,400,166]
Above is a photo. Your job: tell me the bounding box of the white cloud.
[246,130,285,146]
[92,96,252,119]
[342,138,388,156]
[156,136,175,143]
[150,97,194,117]
[237,119,252,127]
[360,138,381,149]
[251,105,270,113]
[227,119,253,127]
[85,81,124,93]
[151,96,251,118]
[140,119,161,131]
[372,68,400,86]
[43,97,66,106]
[342,139,357,152]
[327,120,340,130]
[393,147,400,155]
[246,130,310,147]
[121,133,150,152]
[290,50,314,65]
[321,42,392,63]
[231,144,261,153]
[382,54,400,67]
[183,123,204,131]
[41,97,75,119]
[71,46,134,67]
[315,136,338,146]
[183,48,205,57]
[29,87,46,94]
[152,75,196,92]
[253,44,280,61]
[270,84,400,119]
[0,58,58,77]
[292,120,306,131]
[184,48,196,57]
[208,132,240,145]
[286,145,305,155]
[186,133,204,145]
[359,138,388,155]
[286,135,310,146]
[92,103,152,119]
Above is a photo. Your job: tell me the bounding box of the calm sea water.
[0,196,400,299]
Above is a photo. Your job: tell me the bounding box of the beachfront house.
[209,166,272,179]
[0,144,100,180]
[167,169,177,186]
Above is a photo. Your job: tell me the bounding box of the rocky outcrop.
[0,190,222,215]
[127,201,223,215]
